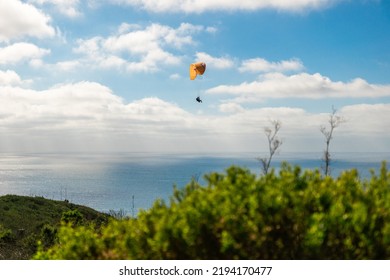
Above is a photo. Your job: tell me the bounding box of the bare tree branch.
[257,120,283,175]
[320,107,345,176]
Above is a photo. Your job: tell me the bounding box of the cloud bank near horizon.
[207,72,390,102]
[1,81,389,154]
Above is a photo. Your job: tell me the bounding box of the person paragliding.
[190,62,206,103]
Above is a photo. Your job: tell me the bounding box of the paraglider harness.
[196,96,202,103]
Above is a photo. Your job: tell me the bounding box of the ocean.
[0,152,388,216]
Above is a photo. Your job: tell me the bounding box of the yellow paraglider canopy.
[189,62,206,80]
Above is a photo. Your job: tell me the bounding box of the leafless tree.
[320,107,345,176]
[257,120,283,175]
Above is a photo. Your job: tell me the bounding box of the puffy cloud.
[239,57,304,73]
[0,82,118,120]
[55,60,82,71]
[195,52,234,69]
[0,43,50,65]
[110,0,341,13]
[74,23,209,73]
[103,22,204,53]
[28,0,81,18]
[207,72,390,102]
[0,0,55,42]
[218,102,244,114]
[0,70,25,86]
[0,81,196,152]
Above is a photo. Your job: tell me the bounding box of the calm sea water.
[0,152,388,215]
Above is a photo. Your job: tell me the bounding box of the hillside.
[0,195,109,259]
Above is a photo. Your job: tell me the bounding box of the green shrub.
[61,210,84,226]
[35,162,390,260]
[40,224,58,249]
[0,224,13,244]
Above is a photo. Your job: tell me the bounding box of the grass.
[0,194,109,259]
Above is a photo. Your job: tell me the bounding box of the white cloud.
[54,60,82,71]
[219,102,244,114]
[110,0,341,13]
[29,0,81,18]
[195,52,234,69]
[0,70,24,86]
[340,103,390,135]
[73,37,101,56]
[74,23,209,73]
[207,72,390,102]
[29,59,45,68]
[117,23,142,34]
[0,43,50,65]
[239,57,304,73]
[103,23,199,53]
[0,82,194,150]
[0,0,55,42]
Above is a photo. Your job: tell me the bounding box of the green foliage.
[40,224,58,249]
[35,162,390,260]
[0,195,109,259]
[61,209,84,226]
[0,224,13,243]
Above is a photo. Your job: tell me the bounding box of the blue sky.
[0,0,390,155]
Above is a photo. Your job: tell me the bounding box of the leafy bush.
[0,224,13,244]
[35,162,390,260]
[40,224,58,249]
[61,209,84,226]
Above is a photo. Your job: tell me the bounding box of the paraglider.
[189,62,206,80]
[190,62,206,103]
